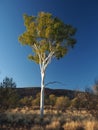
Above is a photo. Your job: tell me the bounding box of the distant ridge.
[16,87,77,99]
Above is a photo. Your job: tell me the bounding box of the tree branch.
[45,81,66,87]
[32,44,42,70]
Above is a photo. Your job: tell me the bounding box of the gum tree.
[18,12,76,118]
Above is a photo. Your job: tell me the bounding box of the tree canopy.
[19,12,76,65]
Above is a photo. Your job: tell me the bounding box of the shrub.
[46,120,60,130]
[0,77,19,109]
[63,121,84,130]
[55,96,70,112]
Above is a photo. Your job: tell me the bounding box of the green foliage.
[0,77,16,88]
[0,77,19,109]
[19,12,76,63]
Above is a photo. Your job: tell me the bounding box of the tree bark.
[39,52,54,118]
[40,69,45,119]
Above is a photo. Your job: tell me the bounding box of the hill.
[16,87,78,99]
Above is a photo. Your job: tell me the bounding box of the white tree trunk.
[39,52,54,118]
[40,69,45,119]
[33,44,54,118]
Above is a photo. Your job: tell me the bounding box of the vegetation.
[0,108,98,130]
[0,77,98,129]
[18,11,76,118]
[0,77,98,113]
[93,79,98,95]
[0,77,19,110]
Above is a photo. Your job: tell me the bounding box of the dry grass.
[46,120,60,130]
[0,107,98,130]
[84,120,98,130]
[63,121,84,130]
[31,125,43,130]
[63,120,98,130]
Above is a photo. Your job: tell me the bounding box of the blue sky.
[0,0,98,90]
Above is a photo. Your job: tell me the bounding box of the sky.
[0,0,98,91]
